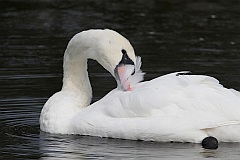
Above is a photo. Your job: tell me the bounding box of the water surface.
[1,0,240,159]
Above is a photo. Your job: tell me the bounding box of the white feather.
[116,56,145,91]
[128,56,145,86]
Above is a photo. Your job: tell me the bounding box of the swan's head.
[92,29,136,76]
[65,29,140,90]
[67,29,136,84]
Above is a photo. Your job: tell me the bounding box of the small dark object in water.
[202,136,218,149]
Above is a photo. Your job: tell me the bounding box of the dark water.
[1,0,240,159]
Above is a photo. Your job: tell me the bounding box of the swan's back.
[74,72,240,142]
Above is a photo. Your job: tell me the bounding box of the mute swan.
[40,29,240,146]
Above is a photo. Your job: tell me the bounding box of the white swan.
[40,29,240,144]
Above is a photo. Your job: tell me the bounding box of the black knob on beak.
[119,49,134,65]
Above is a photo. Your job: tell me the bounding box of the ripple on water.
[1,98,44,125]
[1,98,45,159]
[1,98,44,134]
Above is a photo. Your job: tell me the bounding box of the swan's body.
[40,29,240,143]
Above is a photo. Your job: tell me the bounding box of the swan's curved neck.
[62,50,92,108]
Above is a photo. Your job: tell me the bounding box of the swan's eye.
[121,49,127,54]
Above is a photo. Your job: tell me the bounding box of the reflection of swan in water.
[39,132,240,159]
[40,29,240,146]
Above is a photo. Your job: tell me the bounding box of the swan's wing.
[133,72,240,120]
[75,72,240,142]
